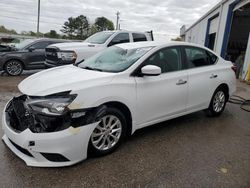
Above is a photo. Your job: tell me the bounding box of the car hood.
[48,42,102,51]
[18,65,115,96]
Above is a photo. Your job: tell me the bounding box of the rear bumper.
[2,100,99,167]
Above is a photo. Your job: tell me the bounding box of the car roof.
[31,38,69,42]
[116,41,214,52]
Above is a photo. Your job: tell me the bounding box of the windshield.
[15,39,36,50]
[85,32,115,44]
[79,46,153,72]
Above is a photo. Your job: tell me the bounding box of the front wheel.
[206,88,227,117]
[5,60,23,76]
[88,107,127,157]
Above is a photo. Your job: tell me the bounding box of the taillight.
[231,64,237,74]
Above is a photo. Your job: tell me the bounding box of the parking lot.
[0,73,250,188]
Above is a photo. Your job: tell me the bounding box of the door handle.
[210,74,218,79]
[176,79,187,85]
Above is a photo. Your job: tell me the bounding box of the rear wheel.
[5,60,23,76]
[206,88,227,117]
[88,107,127,157]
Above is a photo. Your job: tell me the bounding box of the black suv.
[0,38,69,76]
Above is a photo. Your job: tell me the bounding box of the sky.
[0,0,222,41]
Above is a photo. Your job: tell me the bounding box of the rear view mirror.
[141,65,161,76]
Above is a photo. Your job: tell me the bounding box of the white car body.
[2,41,236,167]
[46,30,153,66]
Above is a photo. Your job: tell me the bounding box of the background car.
[2,41,236,167]
[0,38,69,76]
[45,30,154,68]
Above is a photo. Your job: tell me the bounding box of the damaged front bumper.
[2,96,99,167]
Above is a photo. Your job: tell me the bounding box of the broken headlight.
[25,94,77,116]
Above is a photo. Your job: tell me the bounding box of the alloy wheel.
[213,91,225,113]
[91,115,122,151]
[6,61,22,75]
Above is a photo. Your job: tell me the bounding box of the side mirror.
[28,47,35,52]
[141,65,161,76]
[108,39,121,47]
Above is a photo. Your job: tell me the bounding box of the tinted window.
[133,33,147,42]
[185,47,217,68]
[207,50,218,64]
[31,41,50,49]
[109,33,129,46]
[144,47,182,73]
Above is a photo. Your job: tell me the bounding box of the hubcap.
[91,115,122,151]
[213,91,225,113]
[6,61,22,75]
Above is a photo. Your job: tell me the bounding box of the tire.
[4,60,23,76]
[88,107,127,157]
[205,87,227,117]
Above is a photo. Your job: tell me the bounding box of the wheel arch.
[101,101,133,137]
[4,58,25,70]
[215,83,229,101]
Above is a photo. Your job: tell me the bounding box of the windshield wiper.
[82,66,103,72]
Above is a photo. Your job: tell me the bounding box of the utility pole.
[37,0,41,37]
[116,11,120,30]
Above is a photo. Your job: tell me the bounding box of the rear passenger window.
[144,47,182,73]
[185,47,217,68]
[132,33,147,42]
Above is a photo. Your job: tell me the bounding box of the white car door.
[184,46,219,112]
[134,46,188,127]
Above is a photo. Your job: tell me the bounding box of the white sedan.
[2,41,236,167]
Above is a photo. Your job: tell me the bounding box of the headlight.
[25,94,77,116]
[57,51,77,61]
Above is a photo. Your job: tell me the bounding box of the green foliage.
[0,14,115,40]
[44,30,60,38]
[0,25,17,34]
[61,15,114,39]
[61,15,89,40]
[94,17,114,32]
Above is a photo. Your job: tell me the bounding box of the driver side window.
[108,33,130,46]
[143,47,182,73]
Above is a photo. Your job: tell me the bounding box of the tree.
[61,15,89,39]
[89,25,98,35]
[94,17,114,32]
[44,30,60,38]
[61,17,76,38]
[75,15,89,38]
[0,25,17,34]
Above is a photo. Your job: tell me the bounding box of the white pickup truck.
[45,30,154,67]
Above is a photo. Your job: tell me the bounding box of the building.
[181,0,250,80]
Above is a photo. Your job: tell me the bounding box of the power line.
[0,15,63,26]
[0,9,69,21]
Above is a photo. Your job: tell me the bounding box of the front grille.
[9,139,33,157]
[6,96,34,132]
[45,47,59,62]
